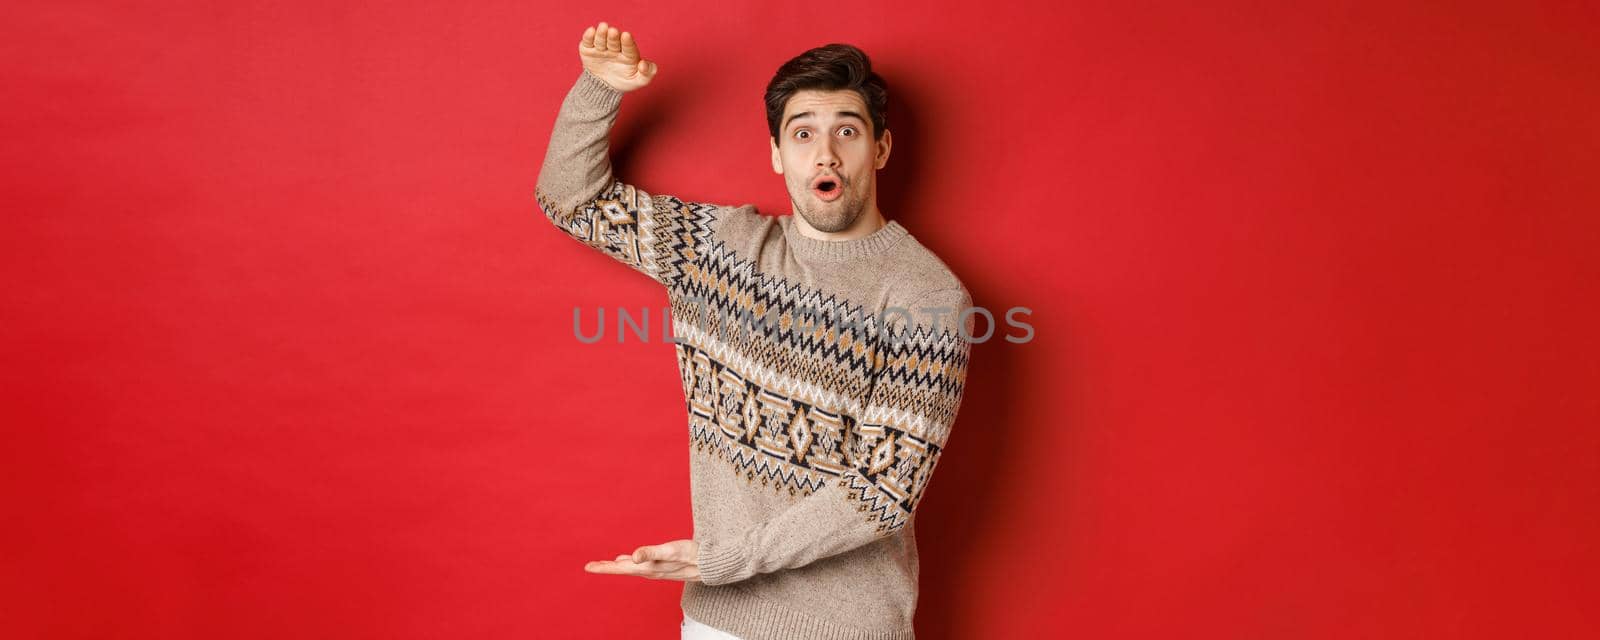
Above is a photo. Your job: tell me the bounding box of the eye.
[794,129,811,140]
[840,126,857,137]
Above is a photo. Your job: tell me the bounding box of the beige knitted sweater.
[535,68,974,640]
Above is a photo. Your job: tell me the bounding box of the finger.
[621,31,639,59]
[585,560,642,575]
[606,26,621,52]
[632,545,652,563]
[639,59,657,77]
[581,26,596,49]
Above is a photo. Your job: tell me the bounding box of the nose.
[815,140,840,172]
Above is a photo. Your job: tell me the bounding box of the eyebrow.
[784,110,868,132]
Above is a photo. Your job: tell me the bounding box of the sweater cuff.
[573,68,623,110]
[696,538,751,586]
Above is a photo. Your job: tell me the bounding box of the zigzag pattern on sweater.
[672,238,971,442]
[534,179,719,289]
[679,340,946,534]
[674,240,883,373]
[672,320,960,534]
[537,176,968,535]
[671,233,971,533]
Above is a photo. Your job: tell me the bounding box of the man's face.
[771,89,892,233]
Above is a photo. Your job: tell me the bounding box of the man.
[536,21,974,640]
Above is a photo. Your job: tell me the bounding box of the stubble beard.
[793,178,867,233]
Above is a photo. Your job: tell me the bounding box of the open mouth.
[811,176,843,201]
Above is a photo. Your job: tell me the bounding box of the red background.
[3,1,1596,638]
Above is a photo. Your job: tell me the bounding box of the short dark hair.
[765,43,888,146]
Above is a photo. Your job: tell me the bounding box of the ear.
[770,137,783,175]
[874,128,892,170]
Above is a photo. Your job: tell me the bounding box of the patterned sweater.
[535,68,974,640]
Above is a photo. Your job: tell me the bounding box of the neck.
[792,200,887,242]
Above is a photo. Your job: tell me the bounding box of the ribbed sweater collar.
[782,215,908,263]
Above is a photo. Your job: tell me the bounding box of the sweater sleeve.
[534,68,721,291]
[696,286,975,585]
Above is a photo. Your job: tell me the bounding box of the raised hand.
[578,21,658,93]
